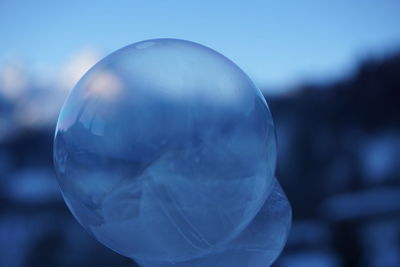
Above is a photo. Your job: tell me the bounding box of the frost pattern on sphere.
[53,39,291,266]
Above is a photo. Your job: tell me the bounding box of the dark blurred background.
[0,1,399,267]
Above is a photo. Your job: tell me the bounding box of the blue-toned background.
[1,1,400,266]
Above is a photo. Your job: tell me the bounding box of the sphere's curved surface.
[54,39,277,262]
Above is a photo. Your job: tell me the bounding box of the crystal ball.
[53,39,277,262]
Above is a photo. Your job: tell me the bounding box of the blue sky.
[1,0,400,92]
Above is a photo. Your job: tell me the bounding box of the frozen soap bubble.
[53,39,291,265]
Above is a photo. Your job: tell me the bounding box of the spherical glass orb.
[53,39,277,262]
